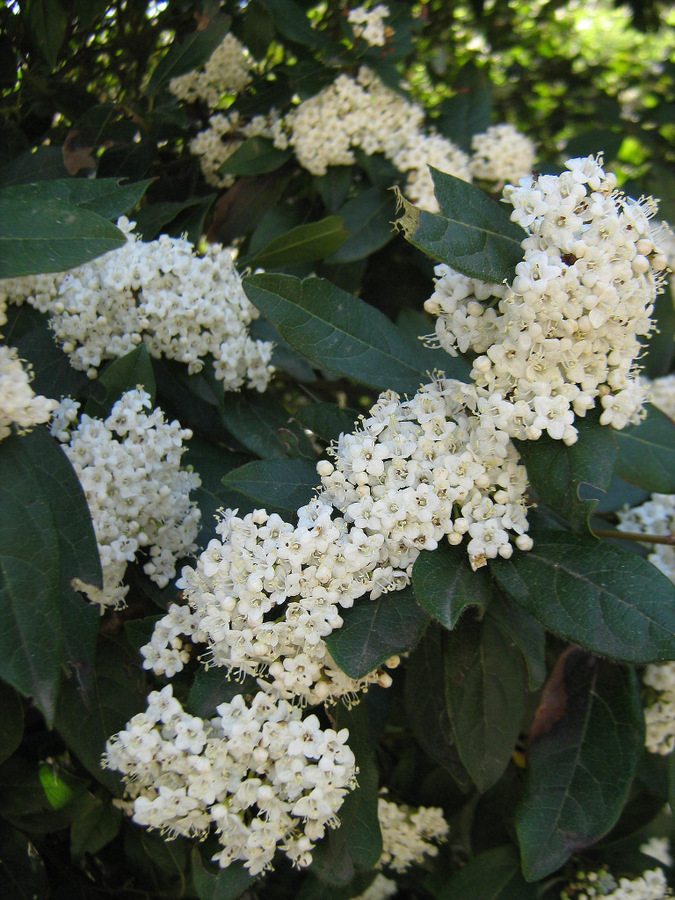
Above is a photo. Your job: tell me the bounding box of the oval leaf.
[325,586,429,679]
[219,136,291,177]
[412,540,493,630]
[438,845,536,900]
[614,403,675,493]
[328,188,395,264]
[395,168,526,283]
[244,216,349,269]
[221,459,320,517]
[516,650,644,880]
[295,403,360,444]
[84,345,156,419]
[145,14,231,98]
[492,530,675,663]
[243,273,442,394]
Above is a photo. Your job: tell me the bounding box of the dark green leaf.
[134,195,216,242]
[444,616,527,792]
[437,70,493,153]
[54,634,148,794]
[260,0,330,46]
[295,403,360,444]
[13,322,89,402]
[0,428,101,725]
[84,345,156,419]
[221,459,320,517]
[181,436,248,543]
[70,794,123,858]
[492,530,675,663]
[327,188,395,264]
[221,390,316,459]
[314,167,352,213]
[514,410,618,533]
[614,403,675,493]
[326,585,429,679]
[486,592,546,691]
[640,282,675,378]
[404,627,472,790]
[0,681,23,766]
[579,474,650,515]
[0,195,125,277]
[438,845,536,899]
[191,849,254,900]
[0,822,49,899]
[0,178,151,221]
[145,15,231,98]
[565,129,623,162]
[412,540,492,630]
[395,307,472,382]
[244,217,349,269]
[243,274,442,394]
[516,650,644,880]
[219,136,291,177]
[0,146,69,187]
[395,168,526,282]
[187,667,258,719]
[25,0,67,69]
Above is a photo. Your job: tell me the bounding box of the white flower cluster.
[617,493,675,584]
[425,156,669,444]
[641,837,673,868]
[53,389,201,609]
[0,221,273,391]
[347,5,390,47]
[142,376,530,703]
[470,123,538,191]
[642,662,675,755]
[351,874,399,900]
[377,794,449,873]
[0,345,57,441]
[169,33,253,107]
[189,109,287,189]
[561,865,672,899]
[190,64,533,212]
[103,684,357,875]
[648,373,675,420]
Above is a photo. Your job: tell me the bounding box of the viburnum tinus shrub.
[0,2,675,899]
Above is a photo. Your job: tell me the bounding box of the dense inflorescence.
[52,389,201,609]
[425,156,668,444]
[168,32,253,107]
[103,685,357,874]
[347,4,390,46]
[561,865,672,899]
[0,220,274,390]
[0,345,57,441]
[376,794,449,873]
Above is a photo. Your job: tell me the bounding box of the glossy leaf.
[313,167,352,213]
[395,168,526,282]
[84,345,156,419]
[444,616,528,792]
[404,626,472,790]
[181,436,248,542]
[326,586,429,679]
[295,402,360,443]
[219,136,291,176]
[70,795,123,858]
[0,146,69,186]
[438,845,536,899]
[187,668,258,719]
[244,274,442,394]
[395,307,472,383]
[514,410,618,533]
[145,14,231,98]
[614,403,675,493]
[492,530,675,663]
[192,849,254,900]
[244,217,349,269]
[0,194,125,277]
[220,390,315,459]
[486,592,546,691]
[516,650,644,880]
[0,429,101,725]
[412,540,493,630]
[0,178,151,221]
[328,188,395,263]
[221,458,320,517]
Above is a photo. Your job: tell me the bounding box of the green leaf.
[437,69,493,153]
[313,167,352,213]
[70,794,123,858]
[133,195,216,243]
[444,616,527,792]
[492,530,675,664]
[25,0,67,69]
[0,178,151,221]
[187,667,258,719]
[395,307,472,382]
[243,274,442,394]
[412,540,493,630]
[221,459,320,518]
[54,634,148,794]
[516,650,644,880]
[0,428,102,725]
[438,845,536,899]
[0,681,23,766]
[514,410,618,533]
[260,0,331,46]
[221,390,316,459]
[327,188,395,264]
[325,585,429,680]
[191,849,254,900]
[295,403,360,444]
[244,217,349,270]
[404,626,472,790]
[0,146,69,187]
[181,436,248,543]
[84,345,156,419]
[614,403,675,493]
[145,14,231,99]
[0,822,49,899]
[0,195,125,277]
[486,592,546,691]
[394,168,526,282]
[219,136,291,177]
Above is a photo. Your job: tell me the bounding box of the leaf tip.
[392,187,420,241]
